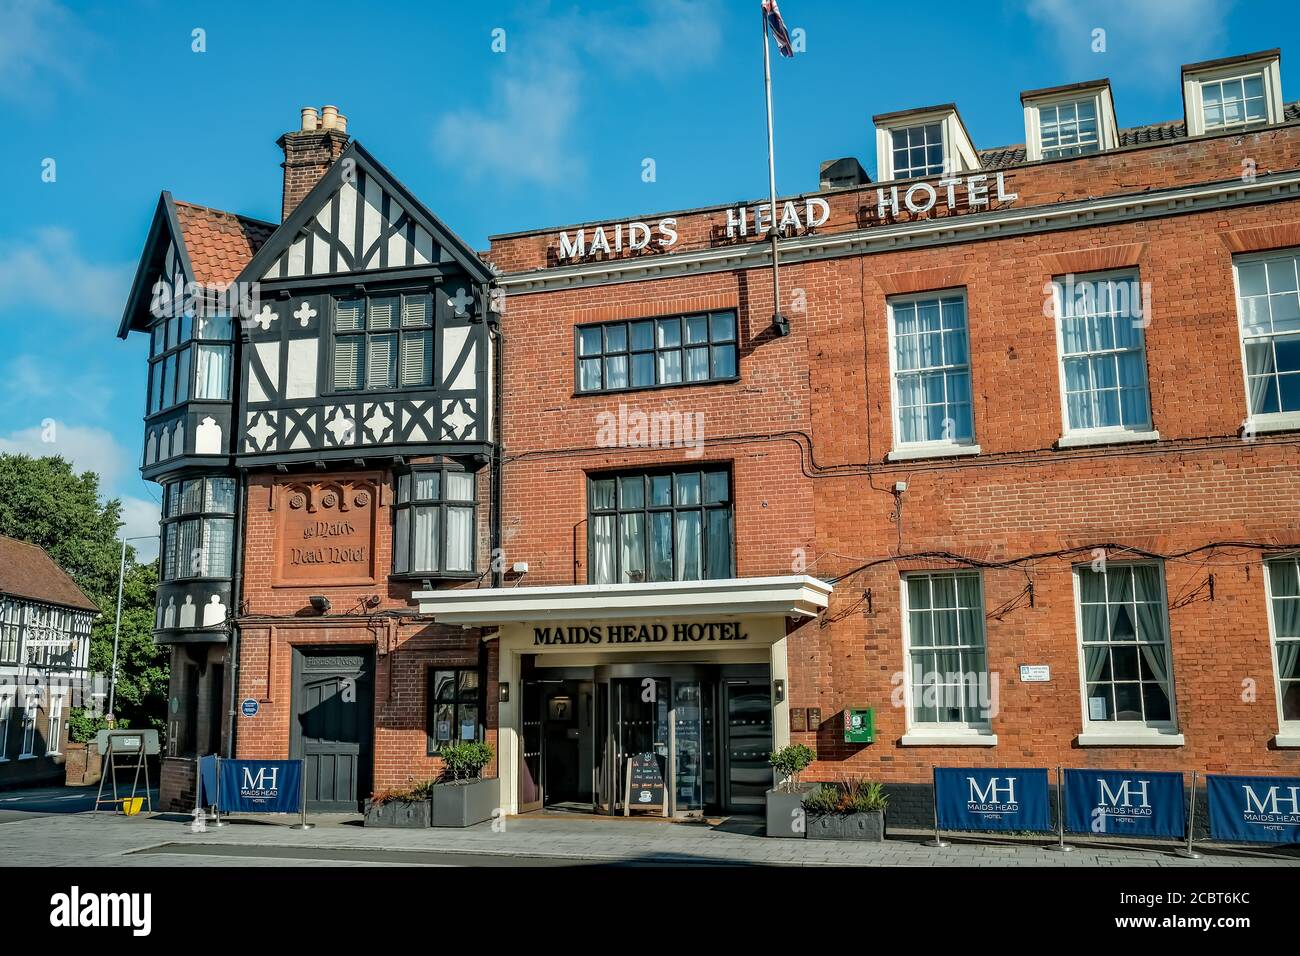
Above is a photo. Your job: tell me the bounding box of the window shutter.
[366,333,396,388]
[402,294,429,327]
[369,299,395,330]
[334,336,362,390]
[335,300,363,331]
[401,331,431,386]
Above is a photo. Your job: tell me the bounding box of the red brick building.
[122,48,1300,819]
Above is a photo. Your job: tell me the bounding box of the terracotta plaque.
[275,480,377,586]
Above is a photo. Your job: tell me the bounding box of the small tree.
[768,744,816,792]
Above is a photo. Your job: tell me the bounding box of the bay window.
[393,467,477,576]
[161,476,237,581]
[147,311,231,412]
[588,468,733,584]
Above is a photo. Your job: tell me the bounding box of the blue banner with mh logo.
[217,759,303,814]
[934,767,1051,832]
[1063,769,1184,838]
[1207,774,1300,845]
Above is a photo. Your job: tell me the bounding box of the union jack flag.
[762,0,794,57]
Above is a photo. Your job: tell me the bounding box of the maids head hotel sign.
[553,171,1019,262]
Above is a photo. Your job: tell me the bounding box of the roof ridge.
[173,198,278,229]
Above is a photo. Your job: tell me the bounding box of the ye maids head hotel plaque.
[274,479,378,586]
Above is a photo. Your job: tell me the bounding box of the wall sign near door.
[241,698,259,717]
[624,751,667,817]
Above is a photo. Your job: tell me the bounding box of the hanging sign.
[1207,774,1300,844]
[1063,769,1185,838]
[623,752,667,817]
[217,759,303,814]
[934,767,1052,832]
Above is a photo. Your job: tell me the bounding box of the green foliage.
[0,453,167,733]
[769,743,816,792]
[438,741,495,781]
[801,778,889,815]
[372,779,437,805]
[67,707,118,744]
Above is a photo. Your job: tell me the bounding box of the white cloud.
[0,0,79,101]
[434,0,722,187]
[0,420,131,487]
[0,228,132,320]
[0,420,159,559]
[1026,0,1233,85]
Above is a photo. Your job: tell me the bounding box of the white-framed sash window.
[0,696,11,761]
[1052,270,1157,445]
[887,291,978,459]
[46,695,65,756]
[1233,249,1300,433]
[19,695,38,758]
[1264,555,1300,742]
[1074,562,1181,743]
[901,571,994,739]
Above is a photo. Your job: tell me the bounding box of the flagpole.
[762,6,788,335]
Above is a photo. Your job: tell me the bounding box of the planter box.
[765,783,816,838]
[431,777,497,828]
[364,798,432,828]
[807,811,886,841]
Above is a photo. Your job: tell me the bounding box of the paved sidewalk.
[2,809,1298,866]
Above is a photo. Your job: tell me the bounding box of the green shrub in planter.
[437,741,494,781]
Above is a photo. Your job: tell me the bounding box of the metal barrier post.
[1046,766,1073,851]
[210,756,225,827]
[290,761,313,830]
[1175,770,1201,859]
[922,768,949,848]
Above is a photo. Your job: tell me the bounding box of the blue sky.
[1,0,1295,558]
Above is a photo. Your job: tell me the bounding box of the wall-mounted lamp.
[309,595,331,614]
[498,682,510,703]
[772,678,786,704]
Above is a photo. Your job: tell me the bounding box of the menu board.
[623,752,667,816]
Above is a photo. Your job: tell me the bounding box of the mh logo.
[243,766,279,793]
[968,776,1017,806]
[1242,784,1300,817]
[1099,778,1152,810]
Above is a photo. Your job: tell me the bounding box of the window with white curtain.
[19,696,38,757]
[1075,563,1176,730]
[160,476,236,583]
[902,572,991,730]
[1234,250,1300,422]
[1053,271,1153,436]
[392,467,476,576]
[889,292,975,449]
[332,291,434,392]
[1265,556,1300,727]
[588,469,732,585]
[46,696,64,755]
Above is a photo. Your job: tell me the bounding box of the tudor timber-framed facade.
[119,108,499,811]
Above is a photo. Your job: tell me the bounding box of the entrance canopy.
[413,575,832,627]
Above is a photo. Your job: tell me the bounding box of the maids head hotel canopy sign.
[553,171,1019,262]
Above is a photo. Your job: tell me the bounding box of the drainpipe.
[489,280,504,590]
[224,468,248,759]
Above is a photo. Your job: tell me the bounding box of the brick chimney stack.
[277,105,350,222]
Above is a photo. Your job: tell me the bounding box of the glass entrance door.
[722,678,773,812]
[672,679,715,813]
[610,676,668,814]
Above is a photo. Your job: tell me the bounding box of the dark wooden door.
[290,647,373,811]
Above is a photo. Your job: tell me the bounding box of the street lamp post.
[109,533,158,720]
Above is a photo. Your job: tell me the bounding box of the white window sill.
[1057,429,1160,449]
[1247,412,1300,435]
[17,754,38,761]
[886,443,981,462]
[1076,732,1185,747]
[1274,732,1300,748]
[901,731,998,747]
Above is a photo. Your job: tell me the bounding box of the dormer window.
[1183,50,1283,137]
[873,105,979,183]
[1021,81,1119,162]
[890,123,945,180]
